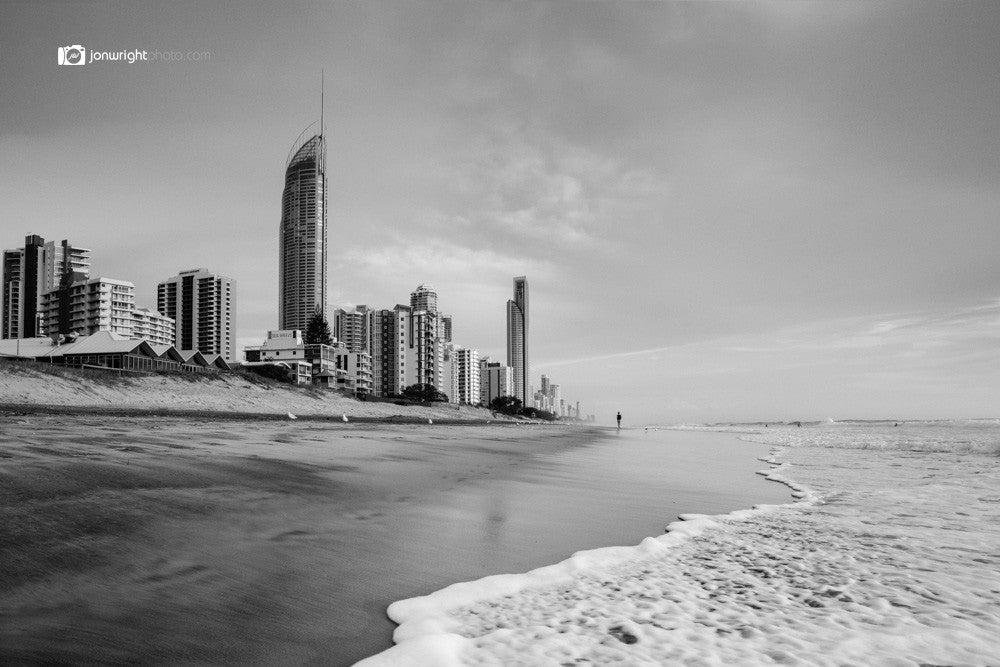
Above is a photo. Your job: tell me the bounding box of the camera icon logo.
[57,45,86,66]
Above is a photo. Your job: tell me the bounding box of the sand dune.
[0,362,496,421]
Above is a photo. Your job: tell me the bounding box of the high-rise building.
[454,347,480,405]
[362,286,451,398]
[279,125,327,331]
[406,307,442,390]
[410,284,438,313]
[479,357,514,407]
[440,314,453,343]
[506,276,529,403]
[3,235,44,339]
[334,306,369,353]
[367,305,410,397]
[2,235,90,339]
[43,239,91,294]
[441,343,457,403]
[131,307,176,346]
[157,268,236,360]
[534,373,571,415]
[40,276,135,338]
[1,249,20,338]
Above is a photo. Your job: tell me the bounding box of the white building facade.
[40,276,136,338]
[244,329,371,394]
[454,347,480,405]
[480,358,515,407]
[334,306,370,353]
[131,307,176,346]
[157,268,236,360]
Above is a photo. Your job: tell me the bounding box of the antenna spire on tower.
[320,69,325,138]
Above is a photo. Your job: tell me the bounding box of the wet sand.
[0,417,787,665]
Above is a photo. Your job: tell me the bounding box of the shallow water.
[0,418,784,665]
[367,421,1000,665]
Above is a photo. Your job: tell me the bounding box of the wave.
[358,421,1000,664]
[356,449,812,666]
[663,421,1000,456]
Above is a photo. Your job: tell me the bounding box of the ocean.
[362,420,1000,665]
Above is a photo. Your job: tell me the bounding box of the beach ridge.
[0,361,525,422]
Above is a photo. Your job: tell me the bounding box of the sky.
[1,1,998,424]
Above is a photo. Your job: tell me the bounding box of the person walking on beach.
[616,412,622,429]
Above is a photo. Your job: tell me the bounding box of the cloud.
[542,299,1000,369]
[539,298,1000,424]
[340,237,551,286]
[749,2,879,30]
[438,129,668,255]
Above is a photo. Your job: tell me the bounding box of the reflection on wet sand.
[0,418,786,665]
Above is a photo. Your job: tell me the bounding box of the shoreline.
[0,422,776,666]
[358,444,805,665]
[357,422,1000,665]
[0,402,546,425]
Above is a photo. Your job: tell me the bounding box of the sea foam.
[357,422,1000,666]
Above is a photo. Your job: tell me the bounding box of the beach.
[0,414,782,665]
[0,362,496,421]
[361,421,1000,666]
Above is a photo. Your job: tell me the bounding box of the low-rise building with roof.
[0,331,229,373]
[244,330,372,392]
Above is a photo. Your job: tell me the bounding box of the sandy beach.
[0,415,782,665]
[0,362,497,421]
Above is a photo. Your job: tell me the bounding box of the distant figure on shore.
[616,412,622,429]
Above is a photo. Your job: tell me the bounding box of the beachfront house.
[0,330,230,373]
[243,330,372,394]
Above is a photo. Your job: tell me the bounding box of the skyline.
[1,1,998,423]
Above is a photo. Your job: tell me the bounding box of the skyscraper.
[2,235,90,339]
[43,239,91,294]
[506,275,529,403]
[440,314,452,343]
[367,305,410,397]
[479,357,514,406]
[409,284,437,312]
[334,306,369,353]
[454,347,480,405]
[279,124,327,331]
[361,286,451,398]
[408,284,443,391]
[157,268,236,360]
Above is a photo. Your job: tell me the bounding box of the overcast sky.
[2,1,998,424]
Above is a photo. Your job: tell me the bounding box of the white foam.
[358,423,1000,665]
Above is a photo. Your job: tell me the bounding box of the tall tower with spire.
[279,77,327,331]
